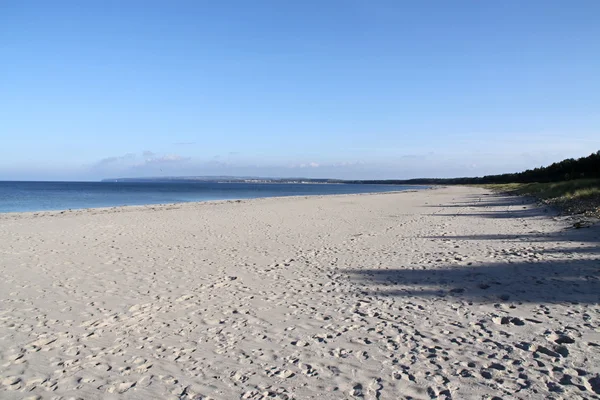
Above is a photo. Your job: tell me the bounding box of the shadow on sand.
[347,193,600,304]
[423,192,559,219]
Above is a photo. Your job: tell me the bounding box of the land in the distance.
[101,176,345,184]
[104,151,600,186]
[104,151,600,217]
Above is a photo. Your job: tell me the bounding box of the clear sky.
[2,1,599,180]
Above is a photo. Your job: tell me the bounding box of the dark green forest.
[348,151,600,185]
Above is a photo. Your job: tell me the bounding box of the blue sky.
[1,1,599,180]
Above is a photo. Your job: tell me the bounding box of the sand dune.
[1,186,599,399]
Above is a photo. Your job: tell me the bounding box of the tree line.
[346,150,600,185]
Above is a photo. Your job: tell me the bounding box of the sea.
[0,181,425,213]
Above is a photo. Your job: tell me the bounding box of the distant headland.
[101,176,345,184]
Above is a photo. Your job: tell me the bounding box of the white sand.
[1,186,599,399]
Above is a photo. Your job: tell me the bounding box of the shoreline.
[0,187,433,219]
[1,186,598,399]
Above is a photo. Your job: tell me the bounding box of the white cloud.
[95,153,136,167]
[292,161,367,169]
[79,146,599,181]
[90,151,190,175]
[143,154,190,164]
[292,161,321,168]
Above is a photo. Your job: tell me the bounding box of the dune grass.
[479,179,600,217]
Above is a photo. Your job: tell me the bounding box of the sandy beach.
[1,186,599,399]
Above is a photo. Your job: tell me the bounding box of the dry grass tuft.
[479,179,600,218]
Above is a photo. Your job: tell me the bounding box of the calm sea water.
[0,181,424,213]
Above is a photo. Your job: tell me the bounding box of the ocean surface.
[0,181,425,213]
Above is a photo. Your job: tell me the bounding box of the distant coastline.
[104,151,600,186]
[100,176,345,184]
[100,176,429,185]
